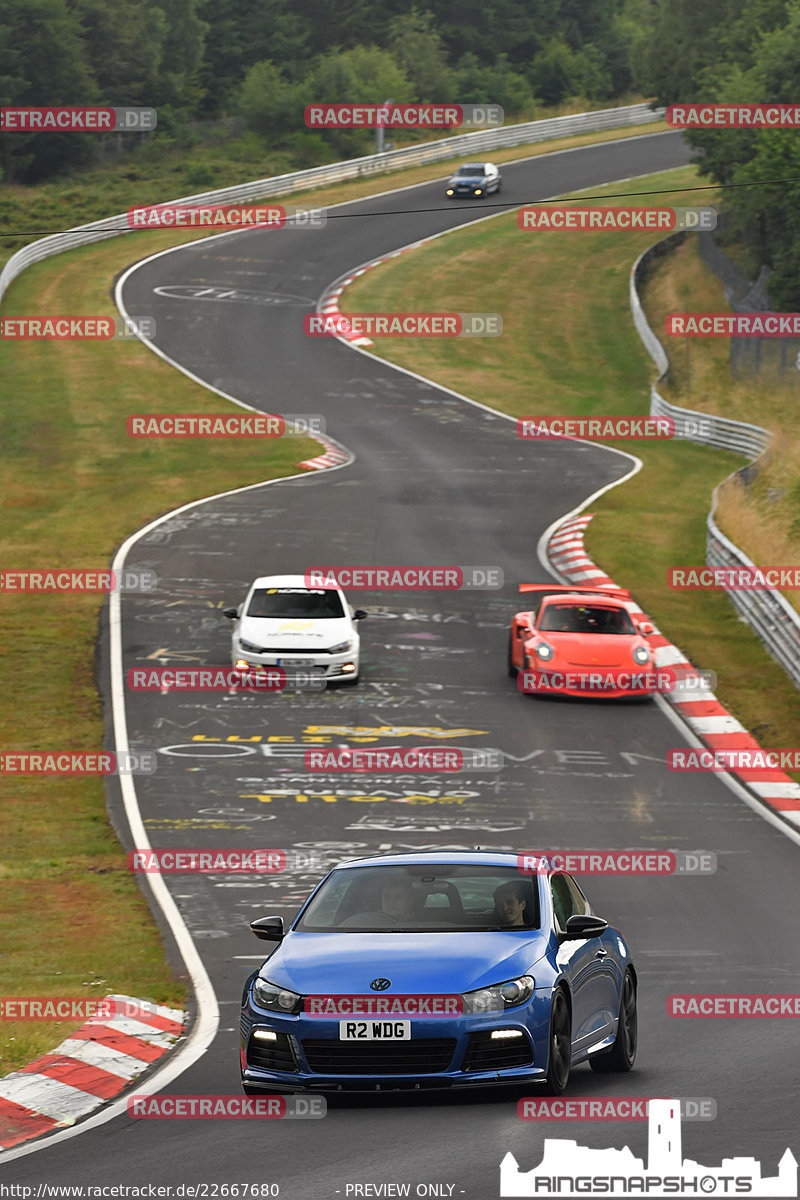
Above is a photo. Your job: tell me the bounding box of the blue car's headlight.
[239,638,261,652]
[252,977,302,1014]
[463,975,535,1013]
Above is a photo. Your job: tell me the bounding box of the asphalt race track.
[5,131,800,1195]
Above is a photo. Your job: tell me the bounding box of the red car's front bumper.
[518,666,659,699]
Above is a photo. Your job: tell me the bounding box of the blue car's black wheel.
[590,969,637,1072]
[542,988,571,1094]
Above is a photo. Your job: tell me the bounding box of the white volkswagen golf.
[223,574,366,683]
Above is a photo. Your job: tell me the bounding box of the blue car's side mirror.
[250,916,284,941]
[561,914,608,940]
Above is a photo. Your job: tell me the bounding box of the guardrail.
[630,237,800,690]
[0,103,664,306]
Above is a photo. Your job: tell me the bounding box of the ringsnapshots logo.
[1,751,156,776]
[126,414,325,438]
[127,1095,325,1119]
[0,107,156,131]
[666,313,800,336]
[126,667,327,693]
[127,204,325,230]
[304,746,504,772]
[501,1097,798,1198]
[304,313,502,337]
[304,566,503,590]
[517,206,717,232]
[516,850,716,876]
[668,102,800,128]
[518,1097,717,1122]
[1,316,155,340]
[304,103,503,129]
[0,569,157,594]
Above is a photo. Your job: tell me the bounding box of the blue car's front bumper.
[240,993,553,1092]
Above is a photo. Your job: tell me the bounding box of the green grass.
[0,235,316,1074]
[641,235,800,617]
[342,165,800,764]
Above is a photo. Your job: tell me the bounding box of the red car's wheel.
[507,632,518,677]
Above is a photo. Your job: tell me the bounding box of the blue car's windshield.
[456,165,484,175]
[296,864,540,933]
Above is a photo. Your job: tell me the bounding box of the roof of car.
[248,574,342,591]
[332,850,524,870]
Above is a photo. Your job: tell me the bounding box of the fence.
[0,103,663,306]
[630,239,800,689]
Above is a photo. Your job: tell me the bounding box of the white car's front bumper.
[232,648,359,680]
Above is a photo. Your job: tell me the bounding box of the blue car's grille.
[462,1032,533,1072]
[302,1038,456,1075]
[247,1032,298,1073]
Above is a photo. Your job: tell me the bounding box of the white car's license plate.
[339,1020,410,1041]
[277,658,308,666]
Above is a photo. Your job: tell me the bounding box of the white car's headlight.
[462,975,535,1013]
[632,645,650,664]
[327,640,353,654]
[239,638,261,653]
[252,977,301,1014]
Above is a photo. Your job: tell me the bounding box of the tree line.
[3,0,800,304]
[0,0,651,180]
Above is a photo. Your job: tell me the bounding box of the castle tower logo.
[500,1098,797,1197]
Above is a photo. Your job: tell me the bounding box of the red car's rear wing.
[518,584,631,602]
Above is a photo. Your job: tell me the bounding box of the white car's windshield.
[297,864,541,932]
[246,587,345,619]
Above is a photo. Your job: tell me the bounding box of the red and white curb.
[546,513,800,829]
[0,995,185,1151]
[317,242,433,348]
[298,437,351,470]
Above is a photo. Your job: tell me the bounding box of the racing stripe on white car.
[545,513,800,828]
[0,995,185,1152]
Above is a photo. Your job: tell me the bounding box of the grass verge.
[341,165,799,767]
[0,238,315,1074]
[641,236,800,616]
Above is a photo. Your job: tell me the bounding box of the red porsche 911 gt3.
[508,585,657,699]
